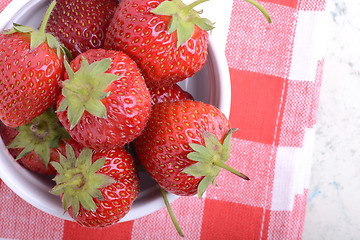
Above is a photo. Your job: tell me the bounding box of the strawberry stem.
[160,188,184,238]
[39,0,57,33]
[29,119,49,141]
[213,159,250,180]
[181,0,208,18]
[66,173,85,189]
[243,0,272,23]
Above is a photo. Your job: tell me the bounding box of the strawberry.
[0,1,68,127]
[150,84,194,104]
[104,0,214,87]
[133,100,249,197]
[46,0,118,59]
[50,144,140,227]
[0,107,74,175]
[56,48,151,150]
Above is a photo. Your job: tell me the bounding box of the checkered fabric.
[0,0,326,239]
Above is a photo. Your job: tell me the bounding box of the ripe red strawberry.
[46,0,118,59]
[0,107,75,175]
[0,1,67,127]
[150,84,194,104]
[50,144,140,227]
[56,48,151,150]
[104,0,214,87]
[133,100,249,197]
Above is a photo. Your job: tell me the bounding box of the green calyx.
[3,0,72,59]
[57,57,119,129]
[151,0,215,48]
[7,107,70,167]
[183,128,249,198]
[50,144,115,219]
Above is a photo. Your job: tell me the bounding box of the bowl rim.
[0,0,232,222]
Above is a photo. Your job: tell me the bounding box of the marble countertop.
[303,0,360,239]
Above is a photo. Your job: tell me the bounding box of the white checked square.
[271,128,315,211]
[289,11,328,82]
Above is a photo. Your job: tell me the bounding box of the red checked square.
[63,220,134,240]
[200,199,271,240]
[229,69,286,145]
[262,0,299,9]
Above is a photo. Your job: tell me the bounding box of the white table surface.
[303,0,360,239]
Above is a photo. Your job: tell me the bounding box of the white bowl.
[0,0,231,222]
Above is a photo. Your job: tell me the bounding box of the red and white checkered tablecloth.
[0,0,327,239]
